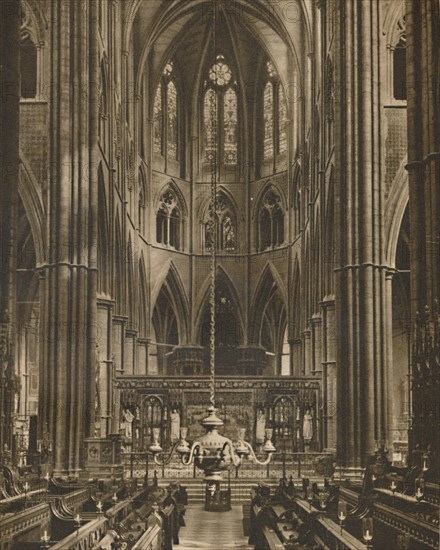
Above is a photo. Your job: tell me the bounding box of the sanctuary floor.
[178,505,253,549]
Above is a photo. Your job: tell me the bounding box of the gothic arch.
[21,0,46,45]
[250,262,288,343]
[200,189,238,252]
[129,0,307,101]
[18,152,45,265]
[194,266,244,345]
[154,180,187,217]
[254,183,286,251]
[151,261,190,343]
[385,160,409,268]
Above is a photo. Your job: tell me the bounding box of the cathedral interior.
[0,0,439,548]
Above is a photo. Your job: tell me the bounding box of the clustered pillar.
[39,0,99,476]
[334,0,389,469]
[0,0,20,458]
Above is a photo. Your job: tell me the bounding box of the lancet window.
[153,61,179,161]
[263,61,288,161]
[203,55,238,166]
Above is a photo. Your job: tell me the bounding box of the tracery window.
[204,192,236,252]
[153,61,180,161]
[257,189,285,251]
[156,188,183,250]
[263,61,288,161]
[204,55,238,166]
[20,35,37,99]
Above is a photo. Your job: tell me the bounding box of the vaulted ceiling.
[126,0,310,97]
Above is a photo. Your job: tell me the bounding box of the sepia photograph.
[0,0,438,548]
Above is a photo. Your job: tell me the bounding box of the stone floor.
[178,505,253,549]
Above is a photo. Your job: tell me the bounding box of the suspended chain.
[209,2,217,408]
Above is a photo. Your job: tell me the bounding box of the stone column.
[334,0,388,468]
[40,0,99,475]
[311,315,322,375]
[406,0,440,314]
[97,297,114,437]
[405,0,440,458]
[0,0,20,456]
[321,296,336,451]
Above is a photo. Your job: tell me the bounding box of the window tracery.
[263,60,288,161]
[156,188,183,250]
[204,55,238,166]
[20,6,39,100]
[203,193,236,252]
[153,61,180,162]
[257,189,285,251]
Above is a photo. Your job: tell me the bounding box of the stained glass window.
[222,215,236,251]
[278,85,287,154]
[204,88,217,162]
[153,82,162,154]
[209,55,232,86]
[267,60,277,78]
[167,81,178,160]
[223,88,237,164]
[164,61,173,76]
[264,82,274,160]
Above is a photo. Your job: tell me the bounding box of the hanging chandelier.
[148,2,275,483]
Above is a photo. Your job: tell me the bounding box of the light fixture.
[337,501,347,536]
[96,501,103,516]
[149,2,275,484]
[41,530,50,549]
[415,478,425,502]
[362,517,373,549]
[74,514,82,536]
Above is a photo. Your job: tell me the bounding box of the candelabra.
[149,407,275,482]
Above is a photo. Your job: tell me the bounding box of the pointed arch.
[18,152,45,265]
[250,262,288,343]
[155,181,187,250]
[154,179,187,216]
[151,261,190,343]
[254,183,286,251]
[201,189,238,252]
[194,266,244,346]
